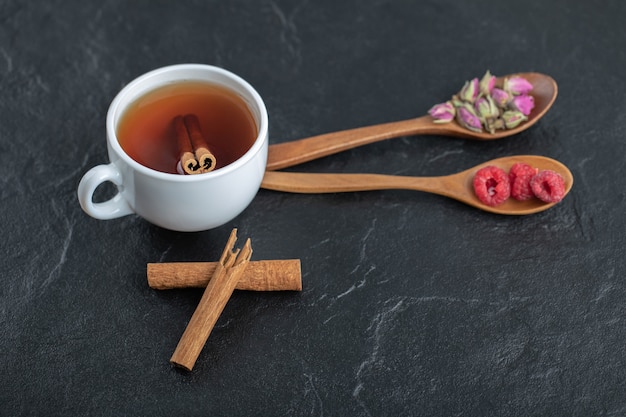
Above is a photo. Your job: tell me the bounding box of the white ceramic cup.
[77,64,268,232]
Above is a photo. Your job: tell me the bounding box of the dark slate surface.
[2,0,625,416]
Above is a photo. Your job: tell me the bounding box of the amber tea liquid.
[117,81,258,174]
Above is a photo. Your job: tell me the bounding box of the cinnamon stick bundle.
[184,114,217,173]
[170,229,251,371]
[147,259,302,291]
[174,114,217,175]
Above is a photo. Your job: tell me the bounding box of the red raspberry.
[509,162,538,201]
[473,165,511,206]
[530,170,566,203]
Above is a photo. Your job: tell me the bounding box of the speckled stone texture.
[2,1,626,416]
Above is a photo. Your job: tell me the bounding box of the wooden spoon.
[261,155,573,215]
[267,73,557,171]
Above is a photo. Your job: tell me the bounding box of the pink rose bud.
[474,95,499,119]
[490,88,510,108]
[456,105,483,132]
[503,76,533,95]
[479,70,496,96]
[501,110,528,129]
[510,94,535,116]
[459,77,480,103]
[428,101,455,123]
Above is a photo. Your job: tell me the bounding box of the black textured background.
[2,1,625,416]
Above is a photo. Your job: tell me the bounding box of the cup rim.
[105,63,268,182]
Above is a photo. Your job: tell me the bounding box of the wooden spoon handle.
[261,171,467,199]
[266,115,448,171]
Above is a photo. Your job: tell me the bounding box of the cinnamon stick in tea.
[184,114,217,173]
[170,229,252,371]
[174,115,200,175]
[147,259,302,291]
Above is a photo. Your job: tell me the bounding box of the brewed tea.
[117,81,257,174]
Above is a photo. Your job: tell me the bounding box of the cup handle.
[77,163,134,220]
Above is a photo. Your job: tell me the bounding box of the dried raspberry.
[509,162,538,201]
[473,165,511,206]
[530,170,566,203]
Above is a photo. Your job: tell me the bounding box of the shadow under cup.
[78,64,269,232]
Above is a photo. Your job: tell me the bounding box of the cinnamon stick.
[184,114,217,173]
[170,229,252,371]
[174,115,200,175]
[147,259,302,291]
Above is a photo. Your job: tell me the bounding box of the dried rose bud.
[456,105,483,132]
[479,70,496,96]
[428,101,455,123]
[501,110,528,129]
[458,78,480,103]
[509,94,535,116]
[451,95,464,108]
[486,117,505,133]
[474,95,499,120]
[490,88,510,108]
[503,76,533,95]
